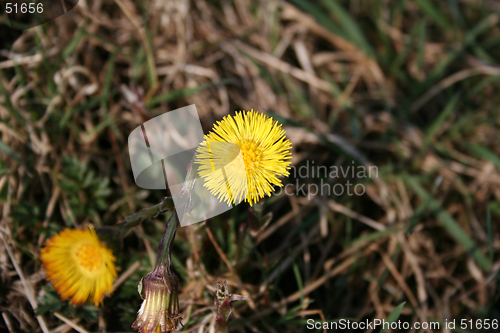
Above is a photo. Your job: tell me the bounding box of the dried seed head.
[214,280,248,333]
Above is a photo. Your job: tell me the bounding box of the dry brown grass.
[1,0,500,332]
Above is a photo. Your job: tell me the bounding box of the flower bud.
[132,265,182,333]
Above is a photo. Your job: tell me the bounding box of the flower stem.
[156,212,178,269]
[95,196,175,254]
[110,196,175,236]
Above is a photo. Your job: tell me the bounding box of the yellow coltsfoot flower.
[40,227,117,306]
[195,110,292,206]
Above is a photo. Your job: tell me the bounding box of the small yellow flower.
[195,110,292,206]
[40,227,117,306]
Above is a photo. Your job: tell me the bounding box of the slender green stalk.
[116,196,174,232]
[95,196,175,254]
[156,212,178,269]
[100,196,174,236]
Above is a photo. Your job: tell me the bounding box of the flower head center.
[239,140,262,167]
[75,243,103,272]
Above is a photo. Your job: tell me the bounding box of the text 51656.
[5,3,43,14]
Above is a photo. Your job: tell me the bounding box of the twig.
[206,227,241,284]
[54,313,89,333]
[113,0,158,101]
[410,65,500,113]
[112,261,142,293]
[0,232,50,333]
[0,48,59,69]
[328,200,386,231]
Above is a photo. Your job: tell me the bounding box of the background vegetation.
[1,0,499,332]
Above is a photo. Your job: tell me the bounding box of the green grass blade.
[422,93,460,150]
[415,0,451,31]
[288,0,344,37]
[487,207,493,262]
[319,0,374,57]
[407,178,492,271]
[379,302,406,333]
[147,85,211,108]
[60,96,106,128]
[464,13,500,46]
[63,27,86,58]
[464,143,500,168]
[352,227,405,246]
[0,79,24,123]
[0,141,29,170]
[291,253,304,306]
[146,80,230,108]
